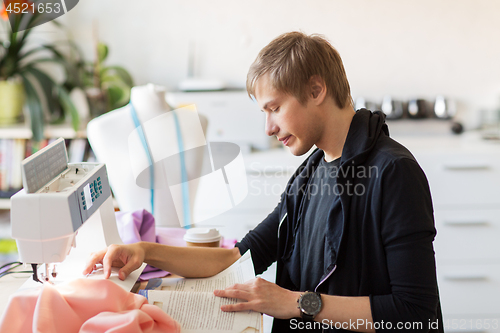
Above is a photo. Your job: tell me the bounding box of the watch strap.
[301,311,315,321]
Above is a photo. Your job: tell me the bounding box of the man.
[84,32,443,332]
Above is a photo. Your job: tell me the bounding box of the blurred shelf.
[0,199,11,210]
[0,123,93,211]
[0,124,87,139]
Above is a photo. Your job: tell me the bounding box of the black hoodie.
[236,109,443,332]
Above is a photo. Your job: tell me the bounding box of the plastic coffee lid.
[183,228,221,243]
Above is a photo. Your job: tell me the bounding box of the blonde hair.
[247,31,352,109]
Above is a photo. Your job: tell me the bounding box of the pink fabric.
[0,279,180,333]
[222,238,238,248]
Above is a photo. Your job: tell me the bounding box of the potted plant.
[0,0,78,141]
[41,37,135,120]
[60,40,134,118]
[85,41,134,117]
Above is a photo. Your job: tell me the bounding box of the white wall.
[58,0,500,127]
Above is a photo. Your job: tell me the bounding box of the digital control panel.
[81,176,103,211]
[76,164,110,226]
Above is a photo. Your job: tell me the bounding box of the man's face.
[254,74,322,156]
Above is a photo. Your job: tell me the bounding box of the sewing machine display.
[10,138,135,285]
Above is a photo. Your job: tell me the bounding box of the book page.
[141,250,261,333]
[145,290,260,333]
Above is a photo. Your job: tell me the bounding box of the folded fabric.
[0,279,180,333]
[115,210,170,280]
[115,210,157,245]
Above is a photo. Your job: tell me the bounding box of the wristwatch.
[297,291,322,321]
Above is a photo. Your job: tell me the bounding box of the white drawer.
[414,152,500,207]
[434,209,500,261]
[437,263,500,316]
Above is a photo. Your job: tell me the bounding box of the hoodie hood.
[279,108,391,292]
[340,109,389,167]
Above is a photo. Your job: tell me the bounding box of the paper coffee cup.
[183,228,221,247]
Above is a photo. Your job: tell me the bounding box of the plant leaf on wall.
[97,43,108,63]
[102,66,133,87]
[21,76,44,142]
[23,65,79,129]
[22,66,58,115]
[56,85,79,131]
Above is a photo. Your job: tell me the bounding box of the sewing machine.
[10,138,138,285]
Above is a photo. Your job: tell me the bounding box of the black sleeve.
[235,199,282,275]
[370,158,440,332]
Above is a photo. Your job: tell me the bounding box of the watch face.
[299,292,322,315]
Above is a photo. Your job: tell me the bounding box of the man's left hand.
[214,277,300,319]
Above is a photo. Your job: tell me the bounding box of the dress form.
[87,84,208,227]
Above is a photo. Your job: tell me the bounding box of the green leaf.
[38,44,66,61]
[22,66,57,114]
[20,66,80,134]
[101,76,130,108]
[56,86,80,131]
[21,76,45,142]
[50,19,63,28]
[12,12,22,35]
[101,66,134,87]
[100,72,124,86]
[43,42,86,89]
[17,45,47,61]
[106,85,125,108]
[97,43,108,63]
[20,57,68,71]
[25,9,44,30]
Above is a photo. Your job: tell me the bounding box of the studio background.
[50,0,500,128]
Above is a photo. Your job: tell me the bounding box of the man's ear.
[309,75,327,105]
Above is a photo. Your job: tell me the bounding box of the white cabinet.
[433,209,500,262]
[396,133,500,332]
[416,152,500,207]
[438,263,500,315]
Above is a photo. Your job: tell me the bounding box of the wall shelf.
[0,123,90,210]
[0,199,11,210]
[0,123,87,139]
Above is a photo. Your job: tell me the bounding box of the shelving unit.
[0,123,88,210]
[0,200,11,210]
[0,123,87,139]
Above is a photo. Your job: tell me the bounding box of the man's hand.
[214,277,301,319]
[82,243,145,280]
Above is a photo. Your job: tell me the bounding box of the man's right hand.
[82,243,146,280]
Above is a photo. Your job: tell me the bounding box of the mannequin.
[87,84,208,227]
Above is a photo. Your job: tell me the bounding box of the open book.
[139,250,261,333]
